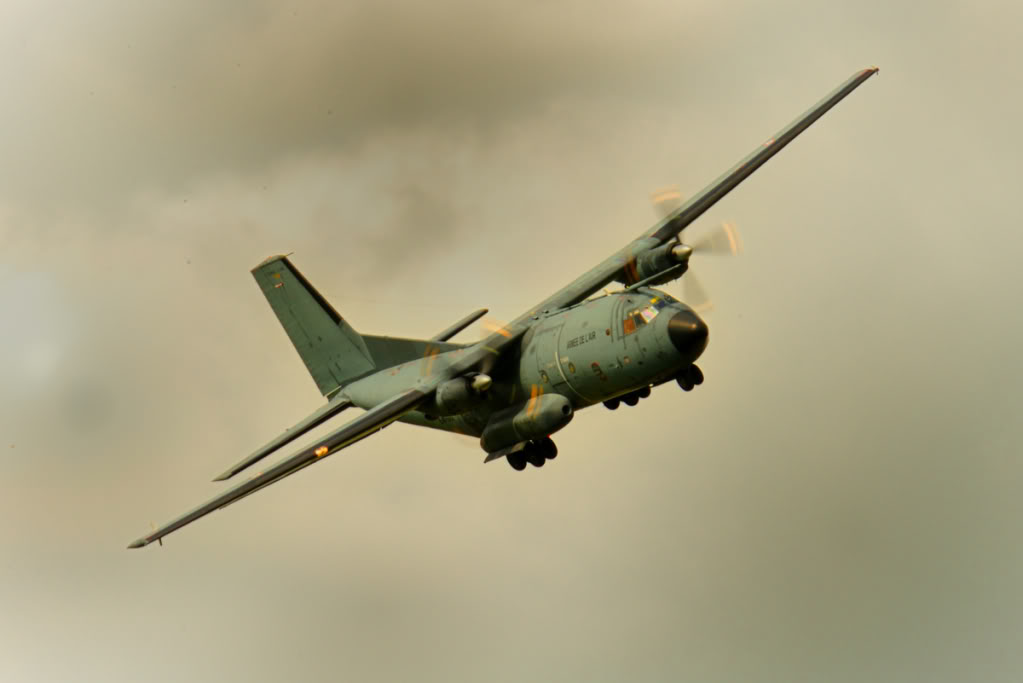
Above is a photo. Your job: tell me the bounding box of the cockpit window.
[623,302,661,335]
[654,290,679,304]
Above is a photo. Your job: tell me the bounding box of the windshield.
[623,297,668,335]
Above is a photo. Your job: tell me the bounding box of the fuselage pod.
[480,393,574,453]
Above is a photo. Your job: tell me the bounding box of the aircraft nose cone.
[667,310,709,362]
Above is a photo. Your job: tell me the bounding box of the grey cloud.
[0,0,708,217]
[2,1,1023,682]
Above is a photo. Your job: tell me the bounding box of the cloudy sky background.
[2,1,1022,681]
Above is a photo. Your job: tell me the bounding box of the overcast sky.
[2,1,1022,681]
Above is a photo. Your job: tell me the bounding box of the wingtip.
[127,538,147,549]
[211,471,232,482]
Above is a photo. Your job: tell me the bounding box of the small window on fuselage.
[623,309,648,335]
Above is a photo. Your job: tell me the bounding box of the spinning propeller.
[651,186,742,312]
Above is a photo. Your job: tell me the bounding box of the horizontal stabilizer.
[430,308,488,342]
[212,395,353,481]
[362,336,463,370]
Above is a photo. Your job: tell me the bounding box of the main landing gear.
[507,437,558,471]
[603,384,651,410]
[602,364,704,409]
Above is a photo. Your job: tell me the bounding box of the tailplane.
[252,255,375,396]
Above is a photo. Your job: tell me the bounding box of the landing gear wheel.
[623,394,639,407]
[604,398,620,410]
[525,444,546,468]
[538,437,557,460]
[677,375,695,392]
[638,386,651,399]
[688,364,704,386]
[507,452,527,471]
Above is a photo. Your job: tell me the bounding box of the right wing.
[517,67,879,318]
[127,388,426,549]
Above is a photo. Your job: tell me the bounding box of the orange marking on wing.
[481,318,513,338]
[625,255,639,284]
[423,346,439,377]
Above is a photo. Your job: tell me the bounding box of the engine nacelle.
[431,374,491,416]
[637,242,692,283]
[480,393,574,453]
[618,242,692,285]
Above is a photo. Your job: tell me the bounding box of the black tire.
[623,394,639,406]
[539,438,558,460]
[689,365,704,385]
[677,375,694,392]
[526,447,546,467]
[638,386,651,399]
[508,452,527,471]
[604,398,620,410]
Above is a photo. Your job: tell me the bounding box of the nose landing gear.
[676,364,704,391]
[507,437,558,471]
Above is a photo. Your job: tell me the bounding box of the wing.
[518,67,879,318]
[127,388,426,548]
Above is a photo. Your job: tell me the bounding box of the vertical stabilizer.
[252,255,375,396]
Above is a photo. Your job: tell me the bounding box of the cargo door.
[532,320,573,397]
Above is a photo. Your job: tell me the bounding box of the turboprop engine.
[431,373,492,416]
[480,393,574,454]
[631,242,693,285]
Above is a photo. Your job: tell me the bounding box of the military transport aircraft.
[128,67,878,548]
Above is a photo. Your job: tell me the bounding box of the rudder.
[252,255,375,396]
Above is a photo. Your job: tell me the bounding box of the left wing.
[517,67,879,319]
[127,388,426,548]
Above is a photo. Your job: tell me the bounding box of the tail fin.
[252,255,375,396]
